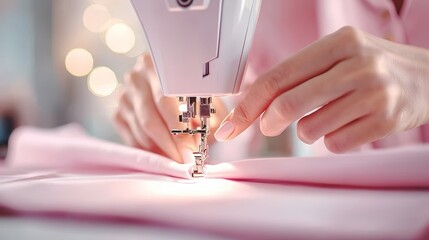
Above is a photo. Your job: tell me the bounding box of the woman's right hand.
[114,54,228,163]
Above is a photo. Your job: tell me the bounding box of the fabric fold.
[6,125,192,179]
[207,144,429,188]
[2,125,429,239]
[6,125,429,188]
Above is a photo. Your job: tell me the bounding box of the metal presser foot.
[171,96,215,178]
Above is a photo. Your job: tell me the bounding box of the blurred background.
[0,0,146,147]
[0,0,311,159]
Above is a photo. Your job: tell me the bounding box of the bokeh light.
[65,48,94,77]
[83,4,111,33]
[105,22,136,54]
[87,66,118,97]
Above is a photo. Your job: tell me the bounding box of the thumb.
[213,105,254,142]
[214,69,284,142]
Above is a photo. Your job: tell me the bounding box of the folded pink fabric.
[5,125,429,188]
[208,146,429,188]
[6,124,192,179]
[1,125,429,239]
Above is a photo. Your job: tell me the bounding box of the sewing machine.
[130,0,261,177]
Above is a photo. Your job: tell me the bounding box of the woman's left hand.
[215,26,429,153]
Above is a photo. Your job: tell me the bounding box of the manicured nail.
[214,121,235,142]
[260,116,269,135]
[181,148,195,164]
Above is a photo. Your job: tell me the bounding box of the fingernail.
[214,121,235,142]
[260,116,269,135]
[181,148,195,164]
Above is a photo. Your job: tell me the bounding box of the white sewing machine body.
[130,0,261,177]
[130,0,261,96]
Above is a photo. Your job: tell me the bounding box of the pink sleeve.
[245,0,319,81]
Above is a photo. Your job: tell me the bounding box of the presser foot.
[171,129,208,178]
[191,152,206,178]
[171,96,214,178]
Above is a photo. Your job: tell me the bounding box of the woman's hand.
[114,54,228,163]
[214,26,429,153]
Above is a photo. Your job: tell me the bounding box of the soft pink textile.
[1,126,429,239]
[243,0,429,155]
[6,124,191,179]
[5,125,429,187]
[1,171,429,240]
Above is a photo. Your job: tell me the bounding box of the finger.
[138,56,198,163]
[116,114,167,157]
[139,53,160,92]
[152,95,198,163]
[113,109,140,148]
[133,54,146,71]
[216,26,363,141]
[117,91,151,149]
[116,86,169,154]
[207,97,228,143]
[260,58,361,137]
[297,90,374,144]
[324,114,389,153]
[119,94,171,157]
[126,71,184,163]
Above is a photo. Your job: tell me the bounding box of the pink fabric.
[6,124,191,179]
[244,0,429,155]
[1,171,429,240]
[1,125,429,239]
[209,145,429,188]
[5,125,429,187]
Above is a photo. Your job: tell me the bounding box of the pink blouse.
[242,0,429,156]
